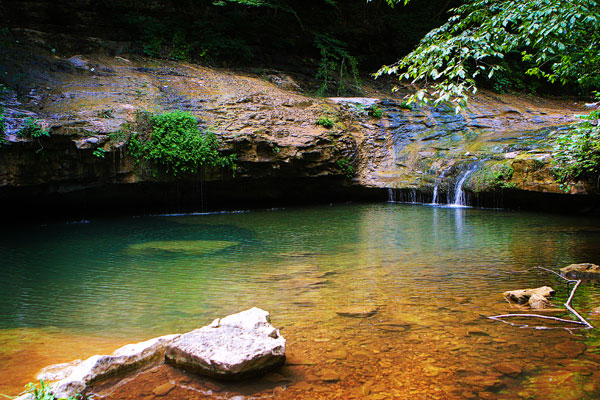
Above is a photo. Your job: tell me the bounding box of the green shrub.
[316,116,335,129]
[471,163,515,192]
[553,124,600,191]
[314,33,360,97]
[93,148,106,158]
[336,158,355,179]
[399,101,413,110]
[128,110,236,176]
[0,106,6,138]
[23,380,80,400]
[552,93,600,191]
[17,118,50,138]
[368,105,383,118]
[97,109,114,119]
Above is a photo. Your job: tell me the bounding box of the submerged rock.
[336,305,379,318]
[165,307,286,379]
[560,263,600,280]
[503,286,555,309]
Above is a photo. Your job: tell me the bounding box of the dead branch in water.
[487,266,594,330]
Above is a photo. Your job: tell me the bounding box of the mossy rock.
[127,240,238,255]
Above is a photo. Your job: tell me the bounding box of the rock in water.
[503,286,555,306]
[560,263,600,279]
[165,307,286,379]
[336,306,379,318]
[527,293,553,310]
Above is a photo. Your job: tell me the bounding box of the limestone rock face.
[165,307,286,379]
[560,263,600,279]
[504,286,555,309]
[49,334,180,399]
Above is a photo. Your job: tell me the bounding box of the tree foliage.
[377,0,600,108]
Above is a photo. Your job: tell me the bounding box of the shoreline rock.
[15,308,285,399]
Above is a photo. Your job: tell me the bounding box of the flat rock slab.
[14,334,180,400]
[165,307,286,379]
[336,306,379,318]
[560,263,600,279]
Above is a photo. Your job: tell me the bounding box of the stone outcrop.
[15,308,285,399]
[165,307,286,379]
[560,263,600,280]
[504,286,555,309]
[0,30,597,218]
[15,334,179,400]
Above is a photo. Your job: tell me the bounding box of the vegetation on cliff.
[128,110,236,177]
[552,98,600,190]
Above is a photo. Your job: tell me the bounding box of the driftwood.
[487,267,594,330]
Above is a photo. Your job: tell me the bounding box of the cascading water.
[431,168,450,205]
[452,163,479,206]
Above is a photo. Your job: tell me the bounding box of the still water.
[1,203,600,399]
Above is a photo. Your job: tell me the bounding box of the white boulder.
[165,307,286,379]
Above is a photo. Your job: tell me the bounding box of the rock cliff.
[0,30,597,218]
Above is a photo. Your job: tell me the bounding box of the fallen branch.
[487,266,594,330]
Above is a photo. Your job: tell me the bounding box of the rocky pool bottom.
[1,203,600,399]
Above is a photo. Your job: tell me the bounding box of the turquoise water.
[2,203,600,398]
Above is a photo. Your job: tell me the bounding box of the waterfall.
[432,168,449,205]
[452,164,478,206]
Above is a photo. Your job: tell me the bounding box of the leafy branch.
[376,0,600,109]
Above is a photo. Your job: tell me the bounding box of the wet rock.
[262,372,289,383]
[328,350,348,360]
[461,375,503,389]
[49,334,180,399]
[152,382,175,396]
[493,362,522,377]
[336,305,379,318]
[165,307,286,379]
[553,341,586,358]
[527,293,553,309]
[317,368,341,382]
[560,263,600,279]
[67,56,88,70]
[503,286,555,309]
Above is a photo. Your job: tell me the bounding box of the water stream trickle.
[387,188,396,202]
[452,163,478,206]
[432,168,450,205]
